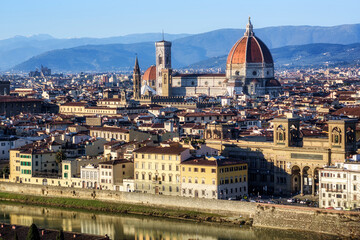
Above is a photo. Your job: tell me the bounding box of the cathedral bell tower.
[155,39,171,96]
[161,68,172,97]
[133,56,141,99]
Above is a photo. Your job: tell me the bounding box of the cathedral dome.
[143,65,156,81]
[265,79,281,87]
[226,19,273,65]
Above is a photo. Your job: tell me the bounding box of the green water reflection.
[0,203,339,240]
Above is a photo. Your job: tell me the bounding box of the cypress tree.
[56,229,64,240]
[14,232,19,240]
[26,223,40,240]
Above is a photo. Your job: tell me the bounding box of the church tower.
[161,68,172,97]
[155,39,171,96]
[133,56,141,99]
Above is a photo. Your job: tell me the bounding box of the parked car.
[287,198,295,203]
[326,207,334,210]
[334,207,343,211]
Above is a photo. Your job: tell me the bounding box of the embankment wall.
[0,182,359,238]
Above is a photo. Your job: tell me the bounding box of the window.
[194,168,198,172]
[162,164,165,170]
[64,165,69,170]
[195,178,198,184]
[182,177,186,183]
[64,173,68,178]
[354,175,357,181]
[188,177,192,183]
[211,169,216,173]
[201,168,205,173]
[354,185,357,191]
[201,178,205,184]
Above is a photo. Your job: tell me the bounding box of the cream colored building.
[319,160,360,209]
[133,143,191,195]
[98,159,134,191]
[89,127,129,142]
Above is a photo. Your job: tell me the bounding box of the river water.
[0,203,339,240]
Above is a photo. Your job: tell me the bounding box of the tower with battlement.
[155,40,172,96]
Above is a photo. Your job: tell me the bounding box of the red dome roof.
[265,79,281,87]
[226,36,273,65]
[143,65,156,81]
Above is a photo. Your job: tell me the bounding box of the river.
[0,202,339,240]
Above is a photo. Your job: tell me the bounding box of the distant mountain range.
[187,43,360,69]
[0,33,190,71]
[5,23,360,72]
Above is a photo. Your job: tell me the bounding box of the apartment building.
[180,156,248,199]
[319,159,360,209]
[133,143,191,196]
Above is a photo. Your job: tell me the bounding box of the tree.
[56,229,64,240]
[26,223,40,240]
[1,165,9,179]
[55,150,67,164]
[14,232,19,240]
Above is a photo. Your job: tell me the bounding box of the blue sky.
[0,0,359,40]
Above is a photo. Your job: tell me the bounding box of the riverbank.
[0,182,359,238]
[0,192,251,226]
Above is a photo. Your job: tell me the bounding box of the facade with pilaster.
[205,118,358,196]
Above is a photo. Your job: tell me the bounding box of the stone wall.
[0,182,359,237]
[0,182,255,217]
[253,204,360,238]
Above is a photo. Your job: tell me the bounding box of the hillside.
[187,43,360,70]
[9,24,360,72]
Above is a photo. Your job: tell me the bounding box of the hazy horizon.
[0,0,359,40]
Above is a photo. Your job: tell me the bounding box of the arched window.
[158,55,162,64]
[346,127,355,143]
[332,127,341,144]
[277,125,285,142]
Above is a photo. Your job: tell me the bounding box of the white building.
[0,136,32,160]
[319,157,360,209]
[80,164,99,189]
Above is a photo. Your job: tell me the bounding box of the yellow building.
[9,148,58,183]
[133,143,191,196]
[180,156,247,199]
